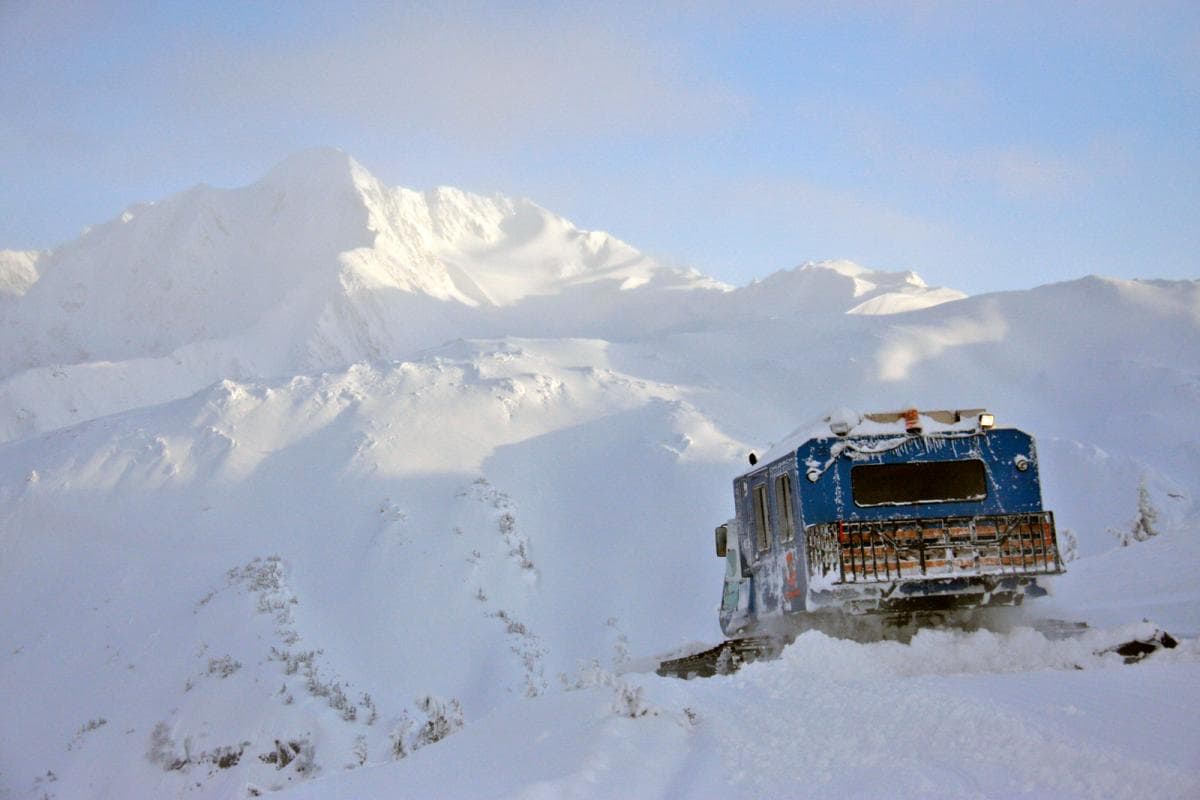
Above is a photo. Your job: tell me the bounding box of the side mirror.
[715,525,728,558]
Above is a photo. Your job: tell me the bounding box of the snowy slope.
[1,151,1198,799]
[282,628,1200,800]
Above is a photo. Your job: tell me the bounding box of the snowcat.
[659,408,1067,677]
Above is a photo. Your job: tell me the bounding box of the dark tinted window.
[775,474,795,542]
[851,460,987,506]
[753,484,770,550]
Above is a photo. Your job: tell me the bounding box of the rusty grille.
[806,512,1062,584]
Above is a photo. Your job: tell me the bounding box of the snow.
[1,150,1198,799]
[0,249,41,299]
[281,628,1200,800]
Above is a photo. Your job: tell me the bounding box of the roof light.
[903,408,921,434]
[826,409,861,436]
[979,413,995,430]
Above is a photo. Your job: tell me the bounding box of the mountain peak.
[257,147,372,196]
[262,146,358,177]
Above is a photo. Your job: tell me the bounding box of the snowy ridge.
[733,258,966,317]
[1,150,1198,799]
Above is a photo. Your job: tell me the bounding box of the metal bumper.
[805,512,1063,613]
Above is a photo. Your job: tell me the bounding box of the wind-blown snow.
[1,150,1197,799]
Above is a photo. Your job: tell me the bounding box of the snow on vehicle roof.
[756,407,989,464]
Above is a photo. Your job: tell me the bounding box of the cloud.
[797,94,1130,203]
[986,148,1076,200]
[171,7,745,147]
[712,172,981,271]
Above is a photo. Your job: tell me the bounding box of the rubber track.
[655,636,780,679]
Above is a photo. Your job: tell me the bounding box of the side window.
[753,484,770,551]
[775,473,795,543]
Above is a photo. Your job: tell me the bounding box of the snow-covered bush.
[388,696,465,759]
[389,713,416,760]
[1059,528,1078,562]
[259,738,314,773]
[146,722,189,771]
[610,681,650,718]
[415,695,464,747]
[206,654,241,678]
[351,734,368,767]
[360,692,378,725]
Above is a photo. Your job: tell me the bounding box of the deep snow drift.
[1,150,1197,799]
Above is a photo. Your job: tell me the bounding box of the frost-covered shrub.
[606,617,630,667]
[492,609,528,636]
[259,738,314,773]
[293,741,317,774]
[328,683,357,722]
[270,646,366,720]
[573,660,610,690]
[351,734,368,767]
[415,695,464,747]
[67,717,108,750]
[1059,528,1078,562]
[386,696,466,758]
[207,743,246,769]
[146,722,189,771]
[360,692,378,725]
[389,713,416,760]
[207,655,242,678]
[611,681,650,718]
[81,717,107,732]
[269,646,317,676]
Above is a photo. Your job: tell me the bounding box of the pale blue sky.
[2,1,1196,294]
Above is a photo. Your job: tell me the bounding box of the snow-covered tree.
[1111,477,1161,547]
[1131,477,1160,542]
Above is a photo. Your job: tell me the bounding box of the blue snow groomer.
[716,409,1064,636]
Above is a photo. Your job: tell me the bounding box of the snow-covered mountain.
[1,151,1198,799]
[0,149,966,445]
[0,147,726,380]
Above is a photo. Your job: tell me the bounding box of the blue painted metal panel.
[792,428,1043,525]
